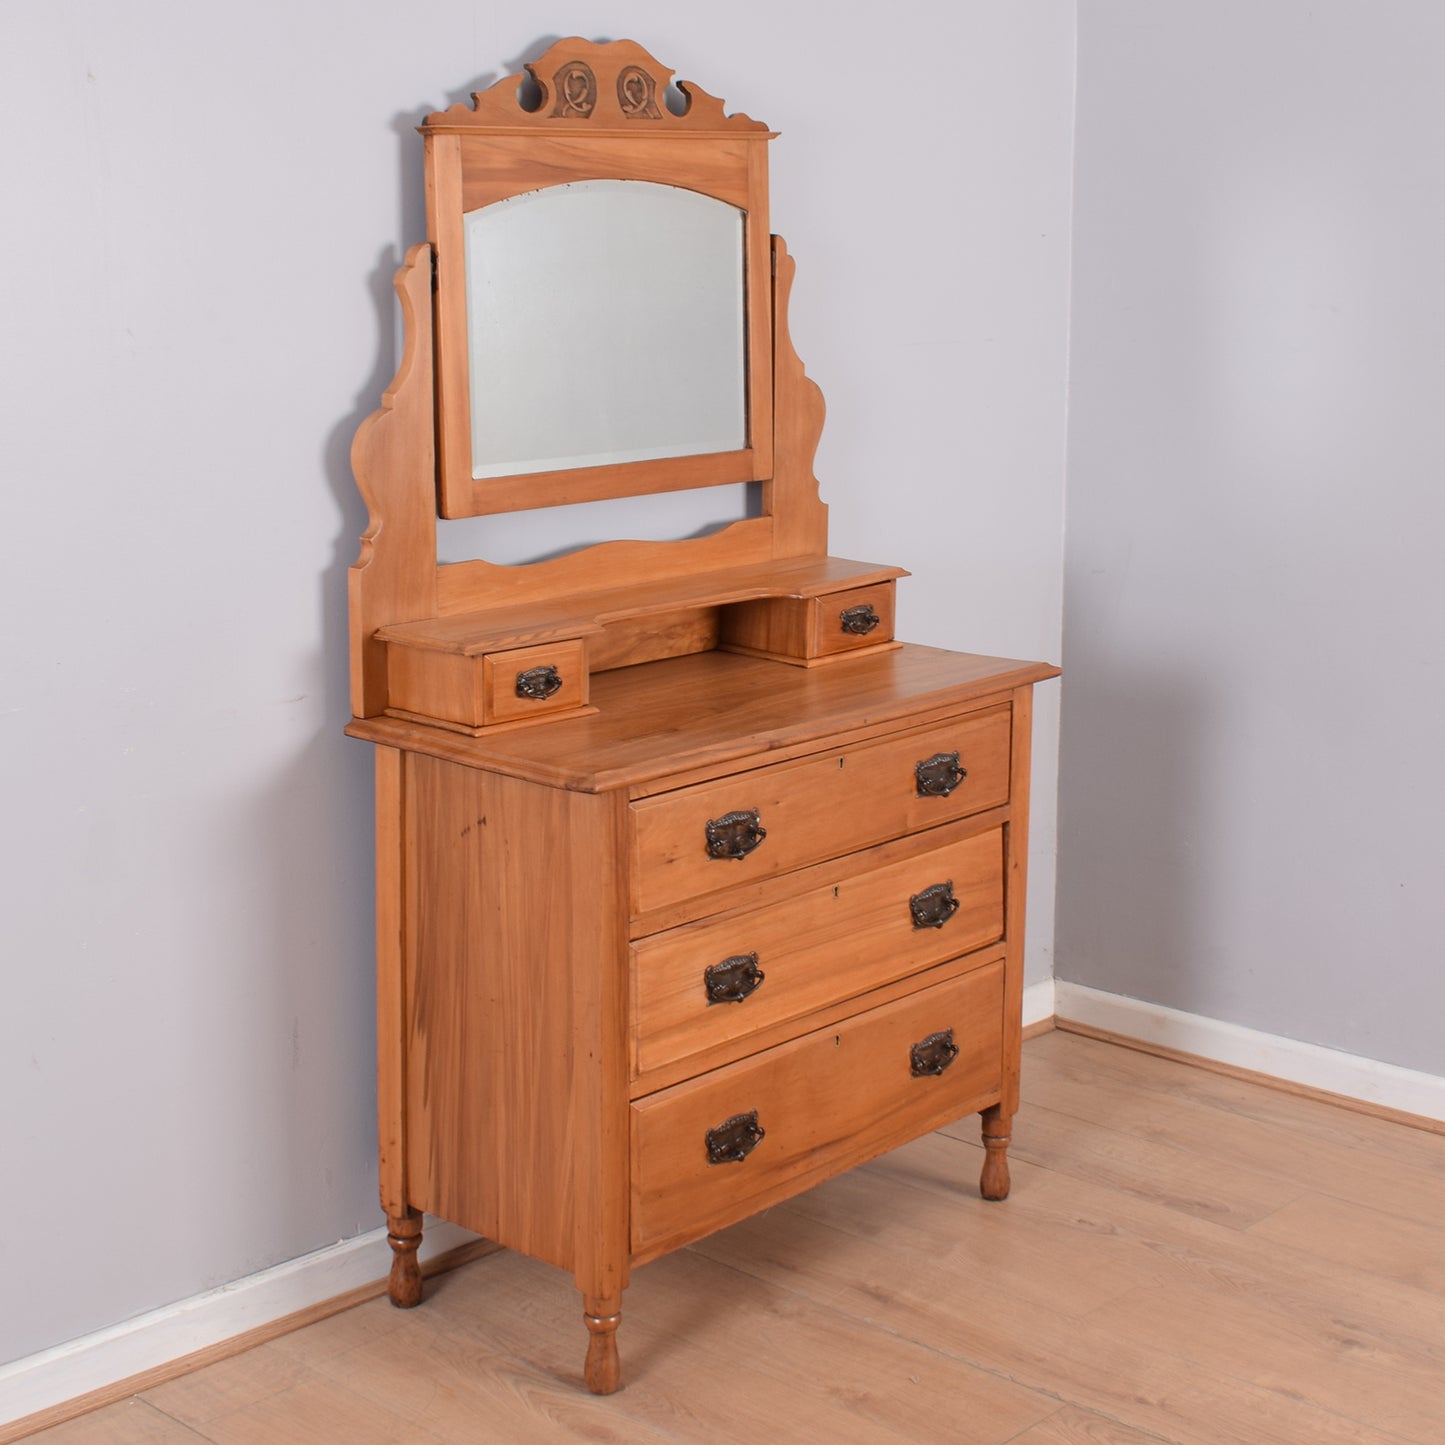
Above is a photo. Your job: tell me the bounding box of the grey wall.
[0,3,1074,1364]
[1059,2,1445,1075]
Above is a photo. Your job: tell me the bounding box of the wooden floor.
[24,1031,1445,1444]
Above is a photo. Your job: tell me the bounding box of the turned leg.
[386,1208,423,1308]
[980,1104,1012,1201]
[582,1293,622,1394]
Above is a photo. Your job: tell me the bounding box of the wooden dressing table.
[346,38,1057,1394]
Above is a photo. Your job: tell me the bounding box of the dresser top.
[347,644,1058,794]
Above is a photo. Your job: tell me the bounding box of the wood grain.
[401,756,628,1285]
[346,246,438,718]
[631,822,1004,1077]
[630,963,1004,1258]
[349,645,1056,794]
[628,702,1013,915]
[718,579,897,662]
[27,1035,1444,1443]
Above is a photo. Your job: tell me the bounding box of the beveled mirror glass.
[464,180,748,481]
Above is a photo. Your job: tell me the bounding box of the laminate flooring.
[21,1031,1445,1443]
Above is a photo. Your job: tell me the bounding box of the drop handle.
[915,750,966,797]
[705,808,767,860]
[910,1028,959,1077]
[706,1110,765,1165]
[839,603,881,635]
[705,952,765,1004]
[515,665,562,700]
[909,880,960,930]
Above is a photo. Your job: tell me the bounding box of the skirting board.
[1053,980,1445,1129]
[1021,978,1056,1034]
[0,1216,483,1432]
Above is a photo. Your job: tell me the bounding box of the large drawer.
[631,825,1004,1080]
[629,705,1011,917]
[630,961,1004,1257]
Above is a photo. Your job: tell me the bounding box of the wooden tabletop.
[347,644,1059,793]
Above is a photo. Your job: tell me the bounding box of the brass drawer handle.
[515,664,563,700]
[910,1028,959,1077]
[915,750,966,798]
[705,952,766,1004]
[705,808,767,860]
[706,1110,765,1165]
[839,603,881,636]
[909,880,959,929]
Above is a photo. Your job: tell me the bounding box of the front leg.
[582,1293,622,1394]
[386,1208,424,1307]
[979,1104,1012,1200]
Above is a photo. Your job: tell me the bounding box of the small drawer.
[482,640,588,726]
[632,825,1004,1079]
[630,705,1011,918]
[810,581,897,658]
[630,961,1004,1256]
[385,637,589,732]
[719,582,896,665]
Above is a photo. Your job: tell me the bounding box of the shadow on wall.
[1054,653,1214,1017]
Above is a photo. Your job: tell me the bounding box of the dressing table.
[345,38,1058,1394]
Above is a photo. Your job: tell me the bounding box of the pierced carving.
[551,60,597,118]
[421,39,771,133]
[617,64,662,119]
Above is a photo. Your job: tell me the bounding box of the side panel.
[401,754,628,1283]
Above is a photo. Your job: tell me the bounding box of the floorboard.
[19,1032,1445,1444]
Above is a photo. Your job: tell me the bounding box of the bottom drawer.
[630,960,1004,1257]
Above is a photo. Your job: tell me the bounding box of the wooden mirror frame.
[425,39,776,518]
[347,37,896,729]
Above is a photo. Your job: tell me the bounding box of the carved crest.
[551,60,596,118]
[423,37,772,135]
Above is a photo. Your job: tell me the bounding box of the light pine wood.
[350,645,1053,795]
[27,1034,1445,1444]
[719,578,897,663]
[400,755,628,1277]
[630,822,1004,1079]
[628,702,1012,916]
[346,246,437,719]
[425,39,774,520]
[479,639,588,726]
[401,555,906,650]
[373,746,408,1223]
[345,40,1058,1394]
[630,962,1005,1259]
[764,235,830,558]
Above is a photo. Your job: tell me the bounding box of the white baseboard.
[0,1216,481,1429]
[1053,981,1445,1124]
[1022,978,1056,1030]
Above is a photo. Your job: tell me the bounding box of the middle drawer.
[631,824,1004,1080]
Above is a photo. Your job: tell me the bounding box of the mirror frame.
[422,39,776,519]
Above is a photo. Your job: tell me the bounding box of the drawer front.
[630,705,1011,916]
[632,826,1004,1079]
[482,640,587,725]
[631,961,1004,1255]
[810,582,896,657]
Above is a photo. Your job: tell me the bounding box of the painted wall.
[1059,2,1445,1074]
[0,2,1074,1363]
